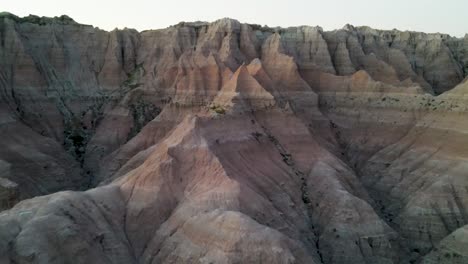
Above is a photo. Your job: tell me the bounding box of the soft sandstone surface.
[1,12,468,264]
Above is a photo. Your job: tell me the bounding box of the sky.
[2,0,468,37]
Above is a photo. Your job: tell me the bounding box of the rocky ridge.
[0,13,468,263]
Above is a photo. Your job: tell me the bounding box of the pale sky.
[3,0,467,37]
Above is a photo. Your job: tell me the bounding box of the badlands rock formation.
[0,12,468,263]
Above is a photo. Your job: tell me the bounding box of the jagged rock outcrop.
[1,13,468,264]
[212,63,275,111]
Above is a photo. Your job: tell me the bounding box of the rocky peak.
[342,23,356,32]
[0,12,78,26]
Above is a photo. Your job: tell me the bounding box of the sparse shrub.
[209,105,226,114]
[123,64,145,88]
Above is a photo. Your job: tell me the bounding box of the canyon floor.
[1,13,468,264]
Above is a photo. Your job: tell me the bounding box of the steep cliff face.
[0,13,468,264]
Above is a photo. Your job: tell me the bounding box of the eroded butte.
[1,13,468,264]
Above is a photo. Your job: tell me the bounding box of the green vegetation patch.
[123,64,145,88]
[209,105,226,115]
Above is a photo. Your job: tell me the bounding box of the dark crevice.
[260,125,325,264]
[127,100,161,141]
